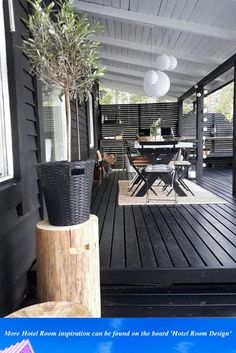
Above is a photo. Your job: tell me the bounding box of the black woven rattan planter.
[37,160,95,226]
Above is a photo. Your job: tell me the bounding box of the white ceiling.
[73,0,236,101]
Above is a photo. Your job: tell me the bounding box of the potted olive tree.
[22,0,105,226]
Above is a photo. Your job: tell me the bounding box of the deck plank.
[159,206,206,267]
[100,172,119,268]
[92,169,236,287]
[192,205,236,247]
[132,206,158,268]
[167,206,221,267]
[150,206,189,267]
[124,206,142,268]
[140,207,173,267]
[110,206,125,269]
[177,205,235,266]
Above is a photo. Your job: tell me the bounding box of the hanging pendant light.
[143,80,159,97]
[155,54,171,71]
[144,71,170,97]
[143,70,158,85]
[168,55,178,70]
[155,70,170,96]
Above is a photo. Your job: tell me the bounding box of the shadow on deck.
[91,168,236,316]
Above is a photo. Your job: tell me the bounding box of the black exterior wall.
[0,0,41,316]
[0,0,98,316]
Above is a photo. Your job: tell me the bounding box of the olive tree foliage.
[22,0,105,161]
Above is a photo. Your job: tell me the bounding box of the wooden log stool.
[6,302,91,318]
[36,215,101,317]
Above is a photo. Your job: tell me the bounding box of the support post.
[233,59,236,195]
[196,86,204,181]
[178,99,183,136]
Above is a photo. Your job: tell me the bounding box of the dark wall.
[0,0,43,316]
[101,102,179,140]
[71,100,79,161]
[0,1,99,316]
[75,85,99,161]
[78,102,89,160]
[90,83,100,159]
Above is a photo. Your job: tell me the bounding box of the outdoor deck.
[92,168,236,316]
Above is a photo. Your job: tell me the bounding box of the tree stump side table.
[6,302,91,318]
[36,215,101,317]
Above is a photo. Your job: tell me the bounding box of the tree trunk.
[65,88,71,162]
[36,215,101,317]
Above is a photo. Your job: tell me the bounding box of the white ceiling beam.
[75,1,236,41]
[101,79,178,101]
[104,73,143,87]
[96,35,222,65]
[105,65,196,87]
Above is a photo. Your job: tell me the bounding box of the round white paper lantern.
[143,70,158,85]
[156,71,170,96]
[168,55,178,70]
[155,54,171,71]
[143,81,159,97]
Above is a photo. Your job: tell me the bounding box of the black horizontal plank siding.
[78,102,89,160]
[71,100,79,161]
[0,0,42,316]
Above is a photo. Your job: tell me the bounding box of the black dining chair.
[124,141,157,196]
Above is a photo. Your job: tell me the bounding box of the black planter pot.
[37,160,95,226]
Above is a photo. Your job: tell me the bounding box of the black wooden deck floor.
[91,168,236,316]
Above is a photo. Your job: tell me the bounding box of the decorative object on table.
[22,0,106,226]
[150,119,161,140]
[36,215,101,317]
[143,53,177,97]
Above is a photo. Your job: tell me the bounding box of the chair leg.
[179,178,195,196]
[176,167,194,196]
[129,168,145,191]
[131,178,144,196]
[128,173,140,190]
[165,170,176,197]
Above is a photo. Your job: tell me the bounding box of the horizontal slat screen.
[140,102,179,136]
[182,112,233,159]
[100,103,179,167]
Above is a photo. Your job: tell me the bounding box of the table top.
[134,140,193,149]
